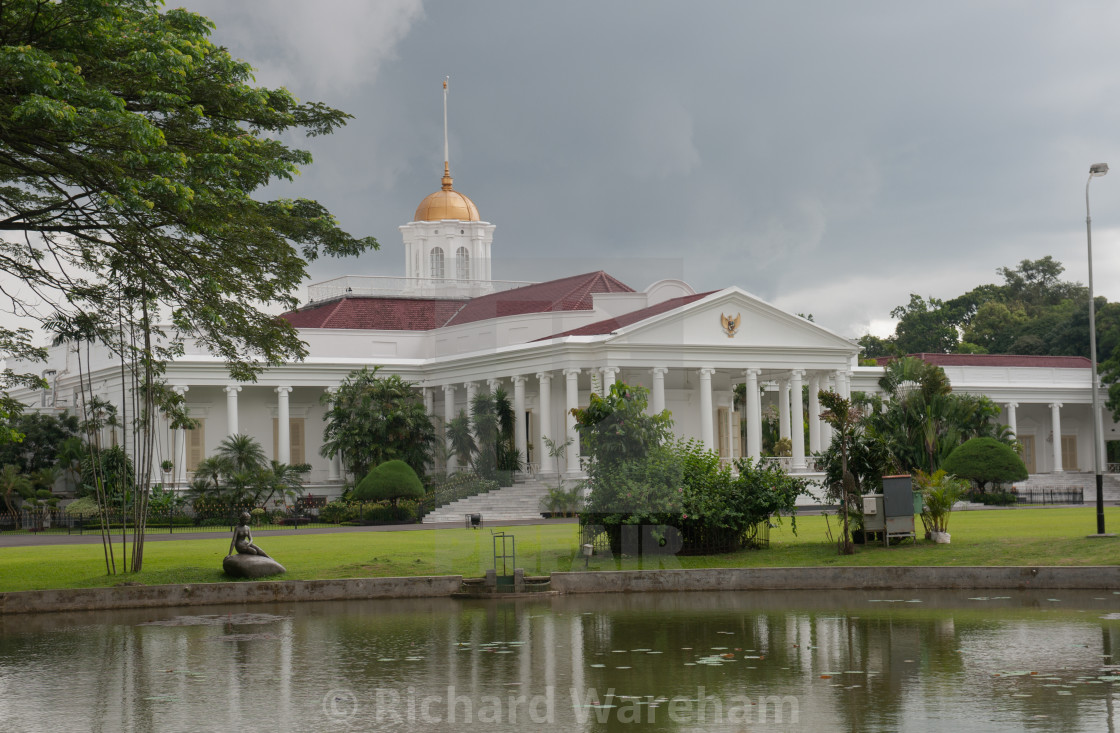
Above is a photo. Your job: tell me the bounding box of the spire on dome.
[413,76,479,221]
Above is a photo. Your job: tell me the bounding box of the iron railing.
[1014,488,1084,505]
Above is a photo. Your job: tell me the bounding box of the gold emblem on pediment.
[721,312,741,338]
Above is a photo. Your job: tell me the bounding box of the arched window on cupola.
[430,247,445,279]
[456,247,470,280]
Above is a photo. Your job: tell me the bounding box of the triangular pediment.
[606,287,857,352]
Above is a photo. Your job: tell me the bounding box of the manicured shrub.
[354,460,425,505]
[319,500,357,524]
[360,501,418,525]
[941,437,1028,492]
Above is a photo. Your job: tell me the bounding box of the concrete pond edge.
[3,565,1119,615]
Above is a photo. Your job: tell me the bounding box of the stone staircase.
[1012,472,1120,503]
[422,478,555,523]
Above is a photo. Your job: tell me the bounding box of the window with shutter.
[187,419,205,471]
[273,417,306,465]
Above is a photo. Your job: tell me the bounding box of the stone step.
[423,480,559,523]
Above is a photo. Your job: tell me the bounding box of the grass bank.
[1,507,1118,593]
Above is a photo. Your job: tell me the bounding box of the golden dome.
[414,163,480,222]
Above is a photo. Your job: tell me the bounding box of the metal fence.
[1014,488,1085,505]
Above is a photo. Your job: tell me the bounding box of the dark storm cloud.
[182,0,1120,337]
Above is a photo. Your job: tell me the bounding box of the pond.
[2,589,1120,731]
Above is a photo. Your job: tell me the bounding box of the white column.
[778,379,791,441]
[564,368,581,476]
[699,368,715,451]
[808,374,821,454]
[512,375,527,470]
[600,366,619,393]
[536,372,553,475]
[173,385,188,486]
[790,369,806,470]
[276,386,292,465]
[1050,402,1063,473]
[442,384,457,472]
[651,367,668,415]
[836,370,852,400]
[1005,402,1018,439]
[486,377,501,394]
[423,386,435,417]
[745,368,762,460]
[224,385,240,437]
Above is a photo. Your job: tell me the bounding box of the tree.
[320,367,436,479]
[445,411,477,470]
[819,390,861,555]
[0,0,378,380]
[571,382,673,472]
[863,356,1007,473]
[354,459,425,507]
[0,0,376,573]
[940,437,1028,493]
[0,463,32,523]
[185,434,307,507]
[0,410,80,474]
[890,295,961,354]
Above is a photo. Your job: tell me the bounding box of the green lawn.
[2,506,1119,593]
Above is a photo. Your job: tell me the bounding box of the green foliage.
[184,434,307,507]
[818,390,862,554]
[540,485,584,517]
[873,257,1097,358]
[361,501,419,525]
[582,438,808,554]
[0,411,80,475]
[354,460,425,506]
[319,500,358,525]
[446,411,477,469]
[80,445,134,501]
[861,357,1008,473]
[572,382,673,472]
[0,0,377,381]
[914,469,968,534]
[64,496,99,516]
[940,437,1028,492]
[971,490,1018,506]
[467,388,520,481]
[320,367,436,479]
[0,463,32,519]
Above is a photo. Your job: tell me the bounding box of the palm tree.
[446,411,476,471]
[216,434,267,475]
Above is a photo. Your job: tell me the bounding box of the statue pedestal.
[223,554,286,579]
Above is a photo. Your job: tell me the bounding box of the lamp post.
[1086,162,1108,536]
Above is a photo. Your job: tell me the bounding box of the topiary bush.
[354,460,425,506]
[941,437,1028,492]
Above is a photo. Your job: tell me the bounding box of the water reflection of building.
[3,594,1119,730]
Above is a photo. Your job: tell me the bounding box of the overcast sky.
[180,0,1120,339]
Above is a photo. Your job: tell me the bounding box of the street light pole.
[1086,162,1108,536]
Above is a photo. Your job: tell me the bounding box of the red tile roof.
[281,296,467,331]
[536,292,713,340]
[874,353,1092,369]
[443,271,634,326]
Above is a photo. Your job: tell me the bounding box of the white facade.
[14,177,1119,502]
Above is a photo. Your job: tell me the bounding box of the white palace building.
[17,157,1120,509]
